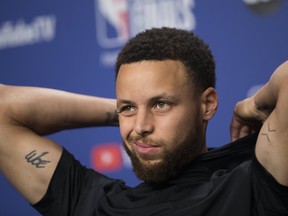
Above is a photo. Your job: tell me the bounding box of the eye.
[156,102,166,108]
[118,105,136,116]
[155,101,171,111]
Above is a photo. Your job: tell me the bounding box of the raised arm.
[230,60,288,186]
[0,84,117,204]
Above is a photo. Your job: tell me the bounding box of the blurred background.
[1,0,288,215]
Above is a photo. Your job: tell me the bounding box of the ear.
[201,87,218,121]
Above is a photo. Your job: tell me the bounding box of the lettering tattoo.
[25,150,51,168]
[261,123,276,143]
[105,110,119,124]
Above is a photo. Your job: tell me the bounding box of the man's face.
[116,60,206,183]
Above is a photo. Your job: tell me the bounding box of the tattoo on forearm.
[25,150,51,168]
[261,123,276,143]
[105,110,119,124]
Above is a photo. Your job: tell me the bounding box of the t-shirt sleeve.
[32,148,121,216]
[251,156,288,215]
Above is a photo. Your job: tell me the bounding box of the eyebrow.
[117,99,135,106]
[117,94,178,107]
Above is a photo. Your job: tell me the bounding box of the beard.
[123,130,203,184]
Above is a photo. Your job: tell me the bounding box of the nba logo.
[95,0,196,49]
[95,0,130,48]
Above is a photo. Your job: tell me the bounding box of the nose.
[134,109,154,137]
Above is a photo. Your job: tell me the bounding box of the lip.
[134,142,161,154]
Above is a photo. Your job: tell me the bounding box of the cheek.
[157,113,198,143]
[157,115,191,136]
[119,117,133,139]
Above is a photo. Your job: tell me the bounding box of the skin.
[0,59,287,208]
[231,60,288,186]
[0,87,117,204]
[116,60,218,173]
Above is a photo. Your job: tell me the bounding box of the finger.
[239,125,251,139]
[230,116,241,142]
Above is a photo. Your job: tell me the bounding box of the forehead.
[116,60,194,100]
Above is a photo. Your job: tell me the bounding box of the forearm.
[254,61,288,185]
[230,61,288,141]
[0,84,118,135]
[253,61,288,116]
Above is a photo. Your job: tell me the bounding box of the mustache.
[127,136,167,147]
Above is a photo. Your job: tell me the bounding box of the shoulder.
[196,133,257,172]
[33,148,127,215]
[251,154,288,214]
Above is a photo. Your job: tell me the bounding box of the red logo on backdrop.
[91,143,123,172]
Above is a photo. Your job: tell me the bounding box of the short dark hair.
[115,27,216,94]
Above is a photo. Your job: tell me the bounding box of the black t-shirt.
[33,134,288,215]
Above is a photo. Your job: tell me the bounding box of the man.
[0,27,287,215]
